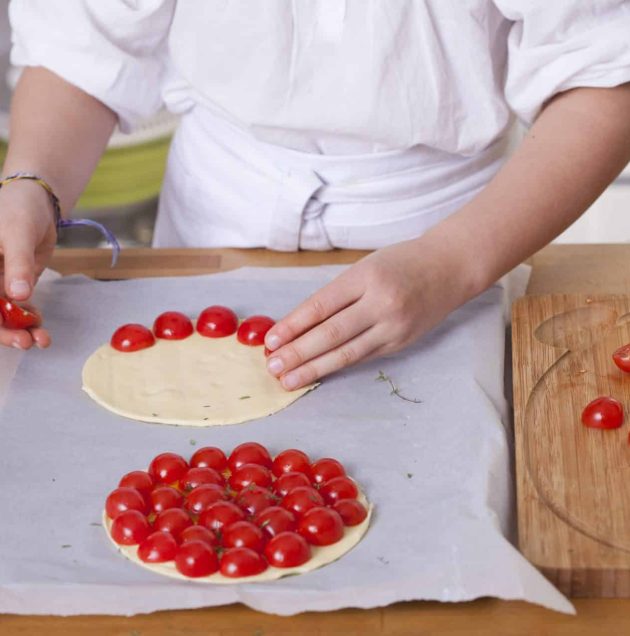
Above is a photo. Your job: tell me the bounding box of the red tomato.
[190,446,228,472]
[320,476,358,505]
[105,487,148,519]
[298,507,344,546]
[153,311,194,340]
[254,507,297,539]
[181,467,224,491]
[333,499,368,527]
[281,486,324,518]
[223,521,265,553]
[272,449,312,478]
[118,470,154,501]
[229,464,273,492]
[199,501,245,533]
[273,471,311,498]
[196,305,238,338]
[180,525,219,548]
[220,547,267,577]
[236,486,277,517]
[228,442,273,472]
[110,324,155,353]
[175,540,219,577]
[184,484,227,515]
[310,458,346,485]
[148,453,189,485]
[581,396,624,429]
[264,532,311,568]
[137,531,178,563]
[149,485,184,514]
[613,344,630,373]
[0,297,41,329]
[154,508,193,540]
[110,510,151,546]
[236,315,275,346]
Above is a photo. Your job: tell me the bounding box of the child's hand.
[0,181,55,349]
[264,237,477,390]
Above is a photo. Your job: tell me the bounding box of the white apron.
[153,107,509,251]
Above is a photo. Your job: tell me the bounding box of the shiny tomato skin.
[320,476,359,504]
[0,296,41,329]
[220,547,268,578]
[236,315,275,346]
[184,484,227,515]
[222,521,266,553]
[148,453,189,485]
[613,344,630,373]
[110,324,155,352]
[298,507,344,546]
[180,525,219,547]
[137,531,178,563]
[281,486,325,518]
[236,486,277,517]
[228,442,273,471]
[153,311,194,340]
[110,510,151,546]
[105,487,148,519]
[254,506,297,539]
[229,464,273,492]
[149,485,184,514]
[264,531,311,568]
[581,396,624,429]
[333,499,368,527]
[310,458,346,485]
[190,446,228,472]
[175,540,219,577]
[199,501,245,533]
[196,305,238,338]
[154,508,193,540]
[273,471,311,498]
[118,470,154,501]
[272,449,312,478]
[181,467,224,491]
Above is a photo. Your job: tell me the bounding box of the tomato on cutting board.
[581,396,624,429]
[612,344,630,373]
[0,296,41,330]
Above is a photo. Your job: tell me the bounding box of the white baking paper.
[0,265,573,616]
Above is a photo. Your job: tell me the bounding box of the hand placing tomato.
[581,396,623,429]
[0,296,41,329]
[237,315,275,346]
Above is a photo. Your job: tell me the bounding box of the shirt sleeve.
[9,0,175,133]
[493,0,630,124]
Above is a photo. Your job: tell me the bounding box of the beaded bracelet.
[0,172,120,266]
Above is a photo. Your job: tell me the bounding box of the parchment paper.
[0,266,573,616]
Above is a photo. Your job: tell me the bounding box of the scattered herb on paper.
[190,439,197,446]
[239,395,251,400]
[203,417,209,421]
[61,544,71,549]
[375,371,422,404]
[406,473,413,479]
[377,556,390,565]
[151,413,158,417]
[89,522,102,527]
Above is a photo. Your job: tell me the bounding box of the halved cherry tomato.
[111,510,151,545]
[254,506,297,538]
[264,532,311,568]
[118,470,154,501]
[310,458,346,485]
[105,487,148,520]
[184,484,227,515]
[228,442,273,472]
[236,486,277,517]
[220,547,267,577]
[333,499,368,527]
[175,540,219,577]
[196,305,238,338]
[180,525,219,548]
[222,521,265,553]
[137,531,178,563]
[272,449,311,478]
[236,315,275,346]
[148,453,189,484]
[149,485,183,514]
[613,344,630,373]
[199,501,245,533]
[0,296,41,329]
[154,508,193,540]
[273,471,311,498]
[581,396,624,429]
[180,467,224,491]
[229,464,272,492]
[298,507,344,546]
[320,476,358,504]
[153,311,193,340]
[282,486,325,518]
[190,446,228,472]
[111,324,155,352]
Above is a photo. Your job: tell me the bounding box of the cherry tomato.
[137,531,178,563]
[190,446,228,472]
[105,487,148,520]
[223,521,265,553]
[236,315,275,346]
[181,467,224,491]
[581,396,624,429]
[298,507,344,546]
[149,485,183,514]
[310,458,346,485]
[264,531,311,568]
[220,547,267,577]
[184,484,227,515]
[254,506,297,539]
[154,508,193,540]
[236,486,277,517]
[148,453,189,485]
[333,499,368,527]
[282,486,324,518]
[0,296,41,329]
[613,344,630,373]
[180,525,219,548]
[228,442,273,472]
[272,449,311,478]
[110,324,155,353]
[229,464,273,492]
[196,305,238,338]
[320,476,358,505]
[153,311,194,340]
[110,510,151,546]
[118,470,154,501]
[175,540,219,577]
[199,501,245,533]
[273,471,311,498]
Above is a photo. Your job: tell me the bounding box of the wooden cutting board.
[512,293,630,597]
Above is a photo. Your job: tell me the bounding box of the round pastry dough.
[82,328,316,426]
